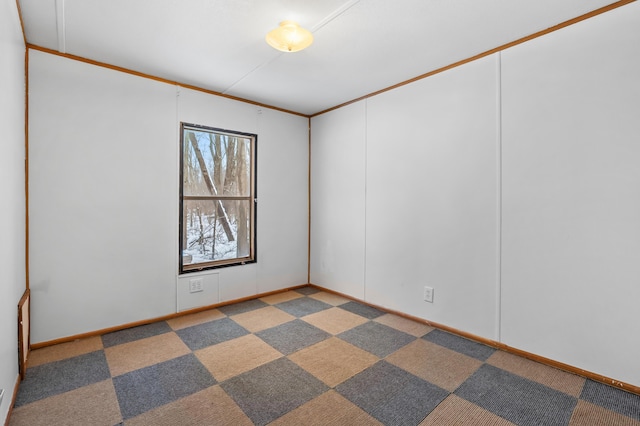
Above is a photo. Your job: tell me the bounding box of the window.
[180,123,256,273]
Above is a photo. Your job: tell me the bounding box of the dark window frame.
[179,122,257,274]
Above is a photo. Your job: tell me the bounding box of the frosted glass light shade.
[266,20,314,52]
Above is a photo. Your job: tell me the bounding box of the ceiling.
[18,0,624,116]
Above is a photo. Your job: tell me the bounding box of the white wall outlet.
[423,286,434,303]
[189,278,204,293]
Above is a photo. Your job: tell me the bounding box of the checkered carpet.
[10,286,640,425]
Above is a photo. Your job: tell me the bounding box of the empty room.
[1,0,640,424]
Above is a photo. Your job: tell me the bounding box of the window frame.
[179,122,257,274]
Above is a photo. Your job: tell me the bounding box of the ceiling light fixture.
[266,20,314,53]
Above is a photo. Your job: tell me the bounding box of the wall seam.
[363,100,368,301]
[495,52,503,343]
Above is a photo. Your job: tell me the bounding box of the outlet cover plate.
[423,286,434,303]
[189,278,204,293]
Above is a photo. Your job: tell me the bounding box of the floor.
[9,286,640,425]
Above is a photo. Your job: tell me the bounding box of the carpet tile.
[258,290,304,305]
[14,350,111,406]
[10,380,121,426]
[269,390,383,426]
[101,321,172,348]
[221,357,329,425]
[294,286,321,295]
[423,328,496,361]
[275,297,332,317]
[26,336,103,368]
[309,291,351,306]
[421,394,517,425]
[288,337,379,387]
[125,385,253,426]
[339,300,386,319]
[301,306,369,335]
[256,319,330,355]
[166,309,225,330]
[455,364,578,425]
[10,287,640,426]
[113,353,216,420]
[386,339,483,392]
[195,334,282,381]
[175,317,248,351]
[569,400,640,426]
[336,360,449,425]
[580,379,640,421]
[105,332,191,376]
[230,305,296,333]
[338,320,415,358]
[217,298,269,316]
[375,313,434,337]
[487,350,586,397]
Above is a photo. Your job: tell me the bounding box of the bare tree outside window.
[180,123,256,272]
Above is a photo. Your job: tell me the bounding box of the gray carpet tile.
[15,350,111,406]
[338,321,415,358]
[423,329,496,361]
[221,357,329,426]
[275,297,332,317]
[256,319,330,355]
[455,364,577,426]
[101,321,173,348]
[295,286,320,295]
[580,379,640,421]
[338,301,386,319]
[176,317,249,351]
[113,353,216,420]
[217,298,269,316]
[336,360,449,425]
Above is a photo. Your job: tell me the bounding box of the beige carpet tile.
[269,390,384,426]
[125,385,253,426]
[195,334,282,381]
[420,394,516,426]
[27,336,103,367]
[569,400,640,425]
[487,350,586,397]
[375,313,434,337]
[309,291,352,306]
[166,309,225,330]
[9,379,121,426]
[259,290,304,305]
[387,339,482,392]
[230,305,296,333]
[288,337,378,387]
[301,306,369,335]
[105,332,191,377]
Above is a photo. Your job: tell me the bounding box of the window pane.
[182,199,252,266]
[183,129,251,198]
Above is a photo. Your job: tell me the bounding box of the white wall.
[311,56,499,340]
[311,1,640,387]
[365,56,499,339]
[0,0,26,421]
[500,2,640,387]
[310,102,367,298]
[28,52,308,343]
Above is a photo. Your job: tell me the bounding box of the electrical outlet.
[423,286,434,303]
[0,388,4,405]
[189,278,204,293]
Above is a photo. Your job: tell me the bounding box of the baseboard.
[308,284,640,396]
[31,283,309,349]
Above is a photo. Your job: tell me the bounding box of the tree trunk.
[187,132,235,242]
[236,138,249,257]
